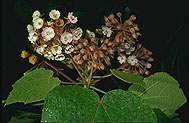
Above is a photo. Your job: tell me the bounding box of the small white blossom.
[36,44,47,55]
[117,54,127,64]
[65,45,74,54]
[102,26,113,37]
[44,51,54,60]
[86,29,95,38]
[32,10,41,19]
[127,55,138,66]
[55,54,65,61]
[49,9,60,20]
[41,27,55,41]
[51,45,62,55]
[68,12,78,24]
[27,24,33,32]
[28,31,38,44]
[33,18,44,29]
[72,27,83,40]
[60,32,73,44]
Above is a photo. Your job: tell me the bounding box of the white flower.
[44,51,54,60]
[41,27,55,41]
[72,27,83,40]
[51,45,62,55]
[49,9,60,20]
[60,32,72,44]
[117,54,127,64]
[32,10,41,19]
[86,29,95,38]
[33,18,44,29]
[36,44,47,55]
[127,55,138,66]
[55,54,65,61]
[65,45,74,54]
[68,12,78,24]
[28,31,38,44]
[102,26,113,37]
[27,24,33,32]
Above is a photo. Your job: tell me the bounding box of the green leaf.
[111,69,145,87]
[128,84,145,95]
[153,108,182,123]
[41,85,157,122]
[129,72,187,117]
[5,68,61,106]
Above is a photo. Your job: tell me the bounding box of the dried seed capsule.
[129,15,136,21]
[111,18,118,24]
[105,22,111,27]
[109,49,114,55]
[104,16,109,22]
[87,65,91,71]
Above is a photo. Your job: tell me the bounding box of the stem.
[69,54,88,86]
[44,60,76,84]
[94,63,128,84]
[92,73,112,79]
[60,81,84,85]
[90,86,106,94]
[87,63,94,88]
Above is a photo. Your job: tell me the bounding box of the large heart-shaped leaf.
[41,85,157,122]
[111,69,145,87]
[129,72,187,117]
[5,68,61,106]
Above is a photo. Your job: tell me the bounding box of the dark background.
[1,0,189,122]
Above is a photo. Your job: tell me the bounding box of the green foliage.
[41,85,157,122]
[4,68,61,106]
[129,72,187,117]
[9,110,40,123]
[111,69,145,87]
[153,108,182,123]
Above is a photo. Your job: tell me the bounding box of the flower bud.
[116,24,122,30]
[105,22,111,27]
[99,64,105,70]
[104,16,109,22]
[102,45,107,50]
[93,52,98,60]
[77,43,83,49]
[130,15,136,21]
[82,54,88,60]
[87,65,91,71]
[115,37,120,43]
[80,49,85,54]
[90,37,96,42]
[145,71,149,75]
[116,12,122,18]
[99,52,104,58]
[109,49,114,55]
[83,39,88,46]
[108,14,114,20]
[89,46,95,51]
[148,57,154,61]
[111,18,118,24]
[146,63,152,68]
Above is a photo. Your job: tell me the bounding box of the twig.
[69,54,88,86]
[90,86,106,94]
[44,60,76,84]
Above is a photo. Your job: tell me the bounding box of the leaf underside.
[5,68,61,106]
[129,72,187,117]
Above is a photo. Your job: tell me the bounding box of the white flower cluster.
[117,54,138,66]
[102,26,113,37]
[27,9,81,61]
